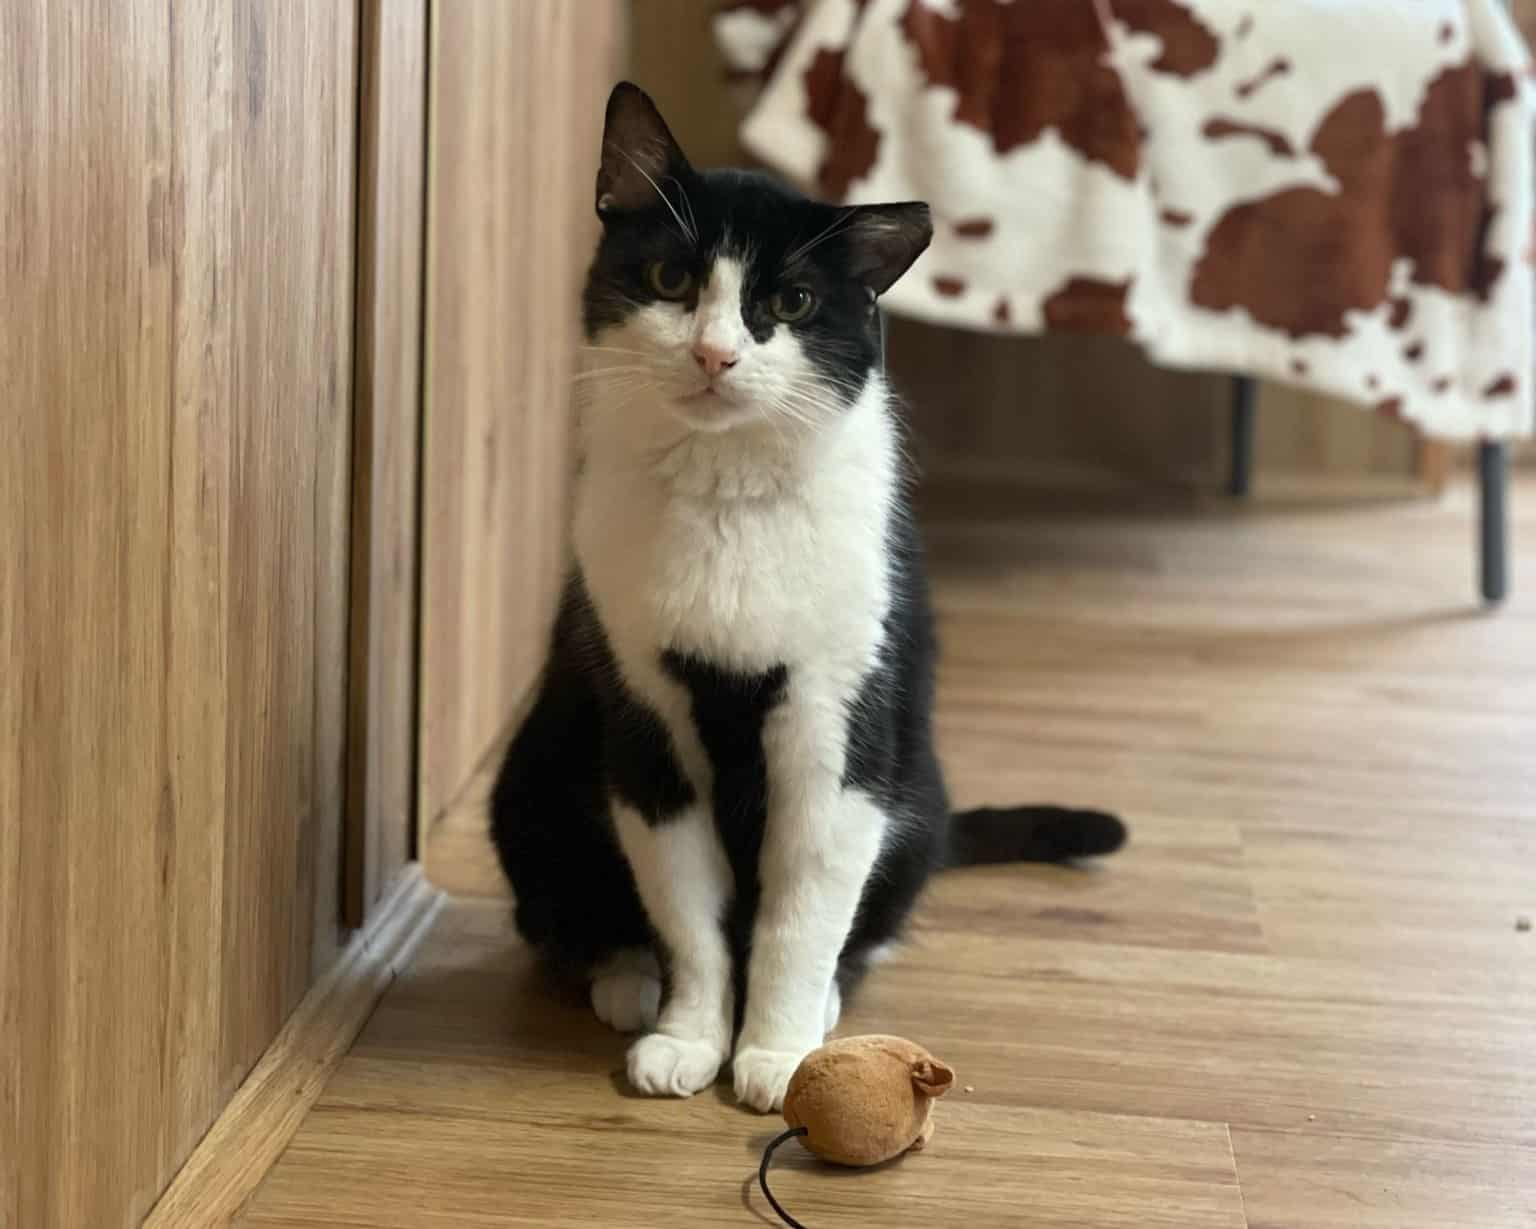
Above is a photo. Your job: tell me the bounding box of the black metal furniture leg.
[1479,441,1509,605]
[1229,376,1257,497]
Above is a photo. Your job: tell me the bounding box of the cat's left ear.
[843,202,933,296]
[596,82,691,218]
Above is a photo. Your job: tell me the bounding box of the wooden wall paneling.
[886,324,1232,491]
[220,0,358,1066]
[0,2,357,1224]
[1255,382,1419,478]
[162,0,236,1202]
[419,0,619,836]
[627,0,741,168]
[0,10,36,1224]
[885,324,1421,497]
[306,0,364,978]
[419,0,487,839]
[0,10,26,1223]
[346,0,429,928]
[0,310,20,1229]
[1418,441,1458,492]
[3,6,178,1222]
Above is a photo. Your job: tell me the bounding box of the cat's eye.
[770,285,817,324]
[646,260,694,300]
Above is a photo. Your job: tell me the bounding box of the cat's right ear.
[596,83,689,219]
[843,203,933,296]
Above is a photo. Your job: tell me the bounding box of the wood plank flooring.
[241,479,1536,1228]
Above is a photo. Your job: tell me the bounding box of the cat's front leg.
[733,699,888,1113]
[612,801,735,1097]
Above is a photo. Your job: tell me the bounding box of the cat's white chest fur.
[575,378,897,678]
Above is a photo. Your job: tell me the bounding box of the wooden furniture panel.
[3,9,179,1222]
[218,0,358,1057]
[0,338,19,1225]
[887,304,1424,496]
[346,0,430,926]
[419,0,620,834]
[0,2,357,1223]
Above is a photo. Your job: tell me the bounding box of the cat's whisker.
[765,396,825,430]
[773,384,852,419]
[582,377,665,399]
[783,207,859,272]
[578,344,661,358]
[572,366,657,383]
[608,143,698,247]
[786,376,859,402]
[665,175,699,245]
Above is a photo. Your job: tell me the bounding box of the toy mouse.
[759,1035,956,1226]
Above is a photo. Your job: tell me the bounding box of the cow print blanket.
[715,0,1536,440]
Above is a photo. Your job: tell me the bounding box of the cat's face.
[581,84,931,435]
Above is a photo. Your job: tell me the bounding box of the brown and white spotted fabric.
[715,0,1536,439]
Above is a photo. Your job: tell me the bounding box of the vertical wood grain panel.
[0,10,25,1221]
[0,323,20,1229]
[307,0,364,982]
[218,0,357,1083]
[887,300,1419,495]
[0,2,357,1224]
[346,0,429,925]
[162,0,236,1197]
[4,7,177,1222]
[419,0,620,833]
[885,324,1232,489]
[0,11,34,1222]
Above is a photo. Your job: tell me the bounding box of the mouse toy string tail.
[758,1126,811,1228]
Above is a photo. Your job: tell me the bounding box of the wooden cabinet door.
[1,3,358,1224]
[418,0,619,847]
[345,0,430,928]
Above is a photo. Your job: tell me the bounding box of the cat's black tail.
[946,806,1127,867]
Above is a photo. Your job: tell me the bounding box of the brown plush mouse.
[781,1035,957,1166]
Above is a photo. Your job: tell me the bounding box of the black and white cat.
[491,83,1125,1114]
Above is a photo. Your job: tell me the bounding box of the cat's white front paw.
[627,1033,723,1098]
[732,1046,805,1113]
[591,963,661,1034]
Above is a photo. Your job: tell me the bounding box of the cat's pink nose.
[692,341,739,377]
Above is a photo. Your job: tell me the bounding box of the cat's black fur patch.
[491,580,691,977]
[841,505,939,810]
[490,582,653,971]
[834,504,952,994]
[659,651,788,1016]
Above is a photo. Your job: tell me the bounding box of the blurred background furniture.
[715,0,1536,600]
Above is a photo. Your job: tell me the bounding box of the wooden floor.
[241,478,1536,1228]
